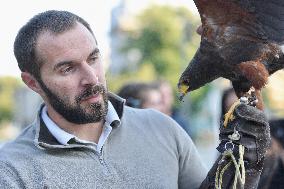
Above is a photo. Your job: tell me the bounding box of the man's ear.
[21,72,42,94]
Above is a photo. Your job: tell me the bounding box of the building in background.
[109,0,142,75]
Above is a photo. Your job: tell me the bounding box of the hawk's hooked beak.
[177,40,223,101]
[178,84,189,101]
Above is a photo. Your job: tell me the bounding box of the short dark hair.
[14,10,95,79]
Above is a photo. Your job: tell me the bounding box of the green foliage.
[0,77,21,124]
[122,5,200,78]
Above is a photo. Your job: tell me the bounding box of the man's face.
[141,90,163,112]
[35,23,108,124]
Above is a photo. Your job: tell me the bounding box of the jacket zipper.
[97,149,111,175]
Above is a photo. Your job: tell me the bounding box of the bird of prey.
[178,0,284,109]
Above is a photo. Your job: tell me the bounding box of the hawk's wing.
[178,0,284,98]
[194,0,284,44]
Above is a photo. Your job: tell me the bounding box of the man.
[0,10,270,189]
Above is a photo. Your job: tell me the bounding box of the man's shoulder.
[121,106,196,157]
[123,106,186,136]
[0,125,36,159]
[124,105,171,122]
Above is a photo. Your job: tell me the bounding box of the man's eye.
[90,55,100,62]
[89,53,101,62]
[90,56,98,61]
[62,66,74,74]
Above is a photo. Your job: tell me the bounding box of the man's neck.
[46,106,104,143]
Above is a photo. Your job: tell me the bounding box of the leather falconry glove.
[199,103,270,189]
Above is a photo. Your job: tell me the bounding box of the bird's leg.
[255,90,264,110]
[223,87,263,127]
[237,60,269,90]
[251,89,264,110]
[240,87,264,110]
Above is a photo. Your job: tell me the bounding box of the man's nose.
[80,63,99,86]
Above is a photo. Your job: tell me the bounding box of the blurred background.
[1,0,284,168]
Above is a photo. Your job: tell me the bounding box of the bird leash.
[215,88,258,189]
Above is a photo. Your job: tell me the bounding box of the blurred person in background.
[0,10,270,189]
[258,119,284,189]
[154,80,173,115]
[117,82,163,111]
[153,80,192,136]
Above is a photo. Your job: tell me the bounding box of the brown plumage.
[178,0,284,109]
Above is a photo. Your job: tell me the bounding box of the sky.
[0,0,198,78]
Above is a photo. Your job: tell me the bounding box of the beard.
[38,78,108,124]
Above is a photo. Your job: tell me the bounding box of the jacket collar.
[34,92,125,149]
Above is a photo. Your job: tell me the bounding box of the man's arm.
[177,131,208,189]
[0,162,25,189]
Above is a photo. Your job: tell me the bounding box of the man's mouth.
[81,91,101,103]
[76,85,104,104]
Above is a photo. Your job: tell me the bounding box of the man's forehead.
[34,26,98,72]
[36,22,96,45]
[36,24,97,52]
